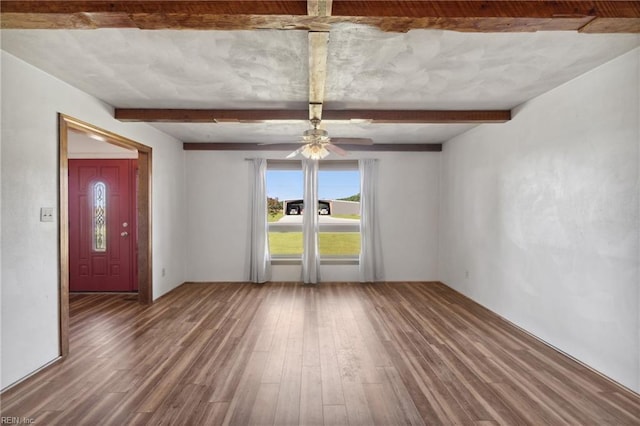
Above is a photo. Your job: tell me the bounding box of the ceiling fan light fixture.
[301,142,330,160]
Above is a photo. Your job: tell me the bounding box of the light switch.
[40,207,54,222]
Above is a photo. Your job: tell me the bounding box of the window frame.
[267,161,303,261]
[266,160,360,264]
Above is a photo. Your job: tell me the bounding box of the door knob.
[121,231,129,237]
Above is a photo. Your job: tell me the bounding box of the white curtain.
[359,159,382,282]
[302,159,320,283]
[249,158,271,283]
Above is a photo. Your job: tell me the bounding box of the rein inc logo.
[1,418,34,425]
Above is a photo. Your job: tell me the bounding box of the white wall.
[438,47,640,392]
[1,52,187,390]
[185,150,440,282]
[67,130,138,159]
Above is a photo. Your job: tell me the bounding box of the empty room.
[1,1,639,425]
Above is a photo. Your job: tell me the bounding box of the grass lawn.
[319,232,361,255]
[269,232,303,255]
[331,214,361,220]
[269,232,360,256]
[268,212,284,222]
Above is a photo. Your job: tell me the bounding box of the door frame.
[58,114,153,357]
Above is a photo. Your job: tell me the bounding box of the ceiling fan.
[285,118,373,160]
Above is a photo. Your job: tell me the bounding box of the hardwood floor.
[1,282,639,425]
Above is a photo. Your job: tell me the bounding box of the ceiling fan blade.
[286,146,304,159]
[330,137,373,145]
[325,143,348,156]
[257,142,296,146]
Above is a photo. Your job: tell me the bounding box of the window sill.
[270,257,359,266]
[322,258,359,266]
[270,258,301,266]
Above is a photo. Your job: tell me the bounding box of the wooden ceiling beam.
[114,108,308,122]
[0,1,308,15]
[308,31,329,121]
[115,108,511,123]
[2,1,638,32]
[322,109,511,123]
[3,1,637,19]
[0,13,593,32]
[183,142,442,152]
[308,0,332,18]
[307,1,332,121]
[331,1,640,19]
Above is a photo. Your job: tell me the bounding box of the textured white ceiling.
[325,25,639,110]
[2,27,638,144]
[2,29,309,109]
[151,121,476,144]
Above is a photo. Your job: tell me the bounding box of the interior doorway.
[58,114,152,357]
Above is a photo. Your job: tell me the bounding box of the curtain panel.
[301,159,320,283]
[359,159,383,282]
[248,158,271,283]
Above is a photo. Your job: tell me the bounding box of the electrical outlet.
[162,268,166,277]
[40,207,54,222]
[465,270,469,279]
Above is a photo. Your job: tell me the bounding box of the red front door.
[69,159,137,292]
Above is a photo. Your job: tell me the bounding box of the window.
[92,181,107,252]
[267,167,303,258]
[318,167,360,259]
[266,160,360,261]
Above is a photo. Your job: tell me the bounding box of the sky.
[267,170,360,200]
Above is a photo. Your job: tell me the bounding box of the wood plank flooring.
[2,282,639,425]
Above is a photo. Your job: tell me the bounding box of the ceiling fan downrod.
[303,118,330,142]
